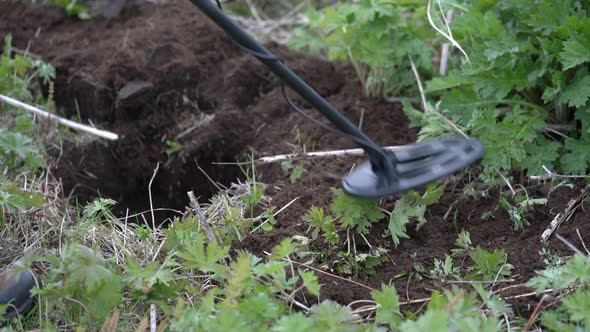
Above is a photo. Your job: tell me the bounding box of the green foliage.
[0,130,45,173]
[0,34,53,178]
[527,254,590,294]
[398,289,502,332]
[527,254,590,330]
[333,247,389,276]
[371,284,402,329]
[422,0,590,178]
[1,34,55,99]
[34,244,122,324]
[330,188,383,234]
[48,0,90,19]
[467,246,513,281]
[124,254,180,300]
[280,161,306,184]
[430,255,461,282]
[239,154,265,209]
[175,233,230,281]
[451,230,474,256]
[290,0,433,97]
[0,177,43,216]
[165,139,183,157]
[304,206,339,245]
[388,183,445,246]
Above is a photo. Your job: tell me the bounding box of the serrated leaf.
[559,71,590,108]
[561,138,590,175]
[371,284,402,329]
[298,269,320,297]
[330,188,383,234]
[562,290,590,327]
[561,30,590,70]
[272,313,315,332]
[388,197,412,246]
[469,246,512,280]
[270,238,299,260]
[522,138,560,175]
[421,183,445,205]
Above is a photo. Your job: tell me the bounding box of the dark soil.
[2,0,589,315]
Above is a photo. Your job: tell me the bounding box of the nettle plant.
[304,184,444,275]
[289,0,434,97]
[412,0,590,181]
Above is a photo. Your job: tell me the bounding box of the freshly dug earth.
[2,0,589,315]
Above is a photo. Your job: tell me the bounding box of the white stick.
[150,303,156,332]
[256,146,406,164]
[0,94,118,140]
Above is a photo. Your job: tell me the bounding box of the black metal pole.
[190,0,390,167]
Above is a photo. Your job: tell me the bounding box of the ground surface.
[1,0,589,315]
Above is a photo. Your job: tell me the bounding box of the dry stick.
[214,146,407,166]
[148,162,161,232]
[150,304,157,332]
[408,56,428,112]
[541,185,589,242]
[266,252,377,292]
[187,191,217,245]
[427,0,470,64]
[438,8,455,76]
[407,57,468,138]
[0,93,118,140]
[524,294,549,332]
[555,233,587,257]
[576,228,590,255]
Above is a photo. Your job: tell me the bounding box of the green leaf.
[272,313,315,332]
[63,244,113,293]
[271,238,300,260]
[528,255,590,294]
[330,188,383,234]
[298,269,321,297]
[226,252,253,299]
[398,310,450,332]
[559,71,590,108]
[176,235,229,280]
[522,138,560,175]
[310,300,356,330]
[562,290,590,328]
[561,138,590,175]
[370,284,402,329]
[426,73,470,92]
[469,246,512,280]
[561,30,590,70]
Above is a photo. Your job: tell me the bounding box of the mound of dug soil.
[2,0,589,313]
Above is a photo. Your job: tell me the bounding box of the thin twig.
[150,304,156,332]
[426,0,470,64]
[555,233,587,257]
[438,9,455,75]
[265,252,377,292]
[148,162,161,232]
[187,191,217,245]
[0,93,118,140]
[576,228,590,255]
[524,294,549,332]
[408,56,427,112]
[541,186,589,242]
[214,145,407,165]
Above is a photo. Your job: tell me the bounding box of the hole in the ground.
[52,143,247,224]
[50,111,251,225]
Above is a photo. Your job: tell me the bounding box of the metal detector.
[190,0,484,198]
